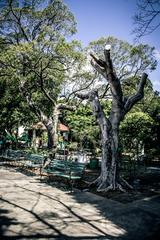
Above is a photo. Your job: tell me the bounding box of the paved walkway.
[0,167,160,240]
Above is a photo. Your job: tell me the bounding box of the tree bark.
[42,117,55,150]
[52,105,60,146]
[89,91,124,191]
[42,103,75,149]
[46,124,55,149]
[76,50,148,192]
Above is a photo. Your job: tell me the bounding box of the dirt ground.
[81,167,160,204]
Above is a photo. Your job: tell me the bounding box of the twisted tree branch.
[124,72,148,114]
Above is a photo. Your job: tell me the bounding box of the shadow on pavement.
[0,209,18,236]
[0,166,160,240]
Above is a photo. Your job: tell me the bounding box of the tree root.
[117,183,126,192]
[86,175,133,193]
[97,184,113,192]
[97,183,126,192]
[84,174,133,193]
[83,180,93,186]
[84,175,102,186]
[120,177,133,189]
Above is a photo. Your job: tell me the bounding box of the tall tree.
[76,37,157,191]
[0,0,84,149]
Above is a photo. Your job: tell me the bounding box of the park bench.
[23,153,45,171]
[0,149,45,170]
[43,159,86,190]
[0,149,26,166]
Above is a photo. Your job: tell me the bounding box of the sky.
[64,0,160,91]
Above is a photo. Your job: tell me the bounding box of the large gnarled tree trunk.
[77,48,148,191]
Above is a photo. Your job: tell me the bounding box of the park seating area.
[0,147,160,194]
[0,149,26,162]
[43,159,86,190]
[0,149,27,167]
[0,149,87,190]
[24,153,45,169]
[0,149,45,169]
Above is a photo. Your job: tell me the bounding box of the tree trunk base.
[87,175,133,192]
[97,183,125,192]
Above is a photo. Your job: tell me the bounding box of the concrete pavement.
[0,167,160,240]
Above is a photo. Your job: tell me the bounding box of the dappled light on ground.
[0,167,160,239]
[0,167,126,239]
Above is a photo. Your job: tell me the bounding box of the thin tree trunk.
[53,105,60,147]
[43,119,55,149]
[32,129,37,151]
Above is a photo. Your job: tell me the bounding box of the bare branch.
[104,49,116,79]
[133,0,160,39]
[90,53,106,68]
[124,73,148,114]
[76,92,90,100]
[104,49,123,104]
[90,53,107,78]
[99,83,110,99]
[66,73,97,101]
[57,103,76,111]
[91,60,106,78]
[9,1,29,42]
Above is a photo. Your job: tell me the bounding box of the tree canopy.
[0,0,83,148]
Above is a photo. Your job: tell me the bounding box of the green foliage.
[0,0,83,124]
[0,74,36,134]
[121,112,153,138]
[122,75,153,97]
[64,100,112,151]
[64,104,99,149]
[0,0,76,44]
[120,83,160,156]
[120,111,154,154]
